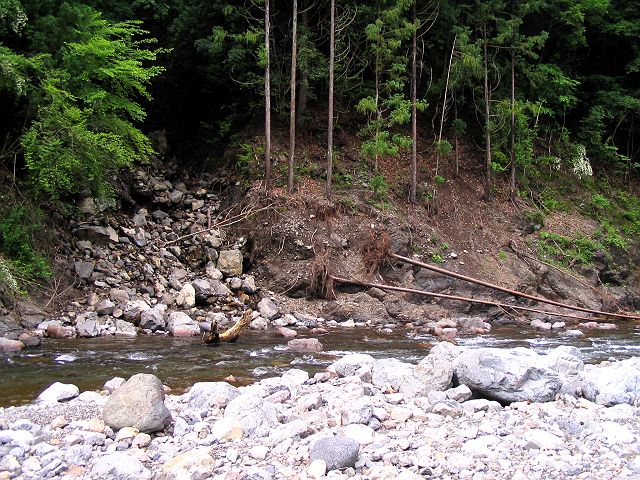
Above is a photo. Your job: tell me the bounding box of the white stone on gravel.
[91,452,151,480]
[36,382,80,404]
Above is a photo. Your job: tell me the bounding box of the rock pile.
[1,345,640,479]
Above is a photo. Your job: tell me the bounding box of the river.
[1,324,639,407]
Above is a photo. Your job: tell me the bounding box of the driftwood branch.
[390,253,640,321]
[331,275,611,323]
[163,204,273,247]
[203,309,252,344]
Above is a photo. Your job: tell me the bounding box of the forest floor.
[215,123,640,328]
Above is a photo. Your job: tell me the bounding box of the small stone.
[249,445,270,460]
[310,436,360,471]
[308,459,327,478]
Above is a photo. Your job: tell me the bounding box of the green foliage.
[430,253,445,264]
[368,174,388,201]
[15,11,163,200]
[0,203,51,283]
[434,175,446,185]
[434,140,452,157]
[236,143,263,179]
[498,250,507,261]
[537,231,601,267]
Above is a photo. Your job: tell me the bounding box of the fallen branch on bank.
[389,253,640,321]
[163,204,273,247]
[203,309,252,344]
[330,275,610,323]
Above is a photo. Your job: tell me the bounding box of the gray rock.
[74,261,95,279]
[0,337,24,352]
[76,313,100,337]
[281,368,310,387]
[0,430,34,447]
[73,225,119,244]
[176,284,196,308]
[545,346,584,395]
[91,452,151,480]
[154,448,215,480]
[415,346,455,392]
[139,304,167,331]
[64,444,93,466]
[224,394,279,437]
[18,333,40,348]
[46,321,75,338]
[446,384,473,402]
[330,356,376,380]
[372,358,424,397]
[461,399,503,413]
[186,382,239,410]
[205,263,223,280]
[250,316,269,330]
[122,300,149,323]
[287,338,323,352]
[192,279,213,302]
[258,298,280,320]
[167,312,200,337]
[104,377,126,392]
[431,400,463,417]
[293,312,318,328]
[102,373,171,433]
[96,299,116,316]
[310,436,360,471]
[36,382,79,404]
[115,319,137,336]
[581,357,640,405]
[455,347,562,403]
[110,289,130,303]
[217,250,243,277]
[341,397,373,425]
[241,276,257,294]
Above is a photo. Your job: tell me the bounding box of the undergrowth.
[0,201,52,292]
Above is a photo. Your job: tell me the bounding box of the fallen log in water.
[330,275,611,323]
[203,309,252,344]
[389,253,640,321]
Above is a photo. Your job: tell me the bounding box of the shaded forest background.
[1,0,640,288]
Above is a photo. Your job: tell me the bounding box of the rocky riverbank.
[1,343,640,480]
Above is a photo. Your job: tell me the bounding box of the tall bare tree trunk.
[296,2,308,130]
[483,25,492,201]
[509,44,516,199]
[437,35,456,176]
[288,0,298,193]
[409,0,417,204]
[374,61,381,171]
[454,101,459,178]
[264,0,271,189]
[326,0,335,199]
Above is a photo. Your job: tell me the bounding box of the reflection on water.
[1,323,639,407]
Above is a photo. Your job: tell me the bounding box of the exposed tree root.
[360,229,391,275]
[307,254,335,300]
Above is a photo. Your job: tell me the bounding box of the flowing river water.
[1,323,639,407]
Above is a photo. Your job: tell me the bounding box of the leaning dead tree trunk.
[203,310,253,344]
[389,253,640,321]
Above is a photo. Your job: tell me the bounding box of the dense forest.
[1,0,640,286]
